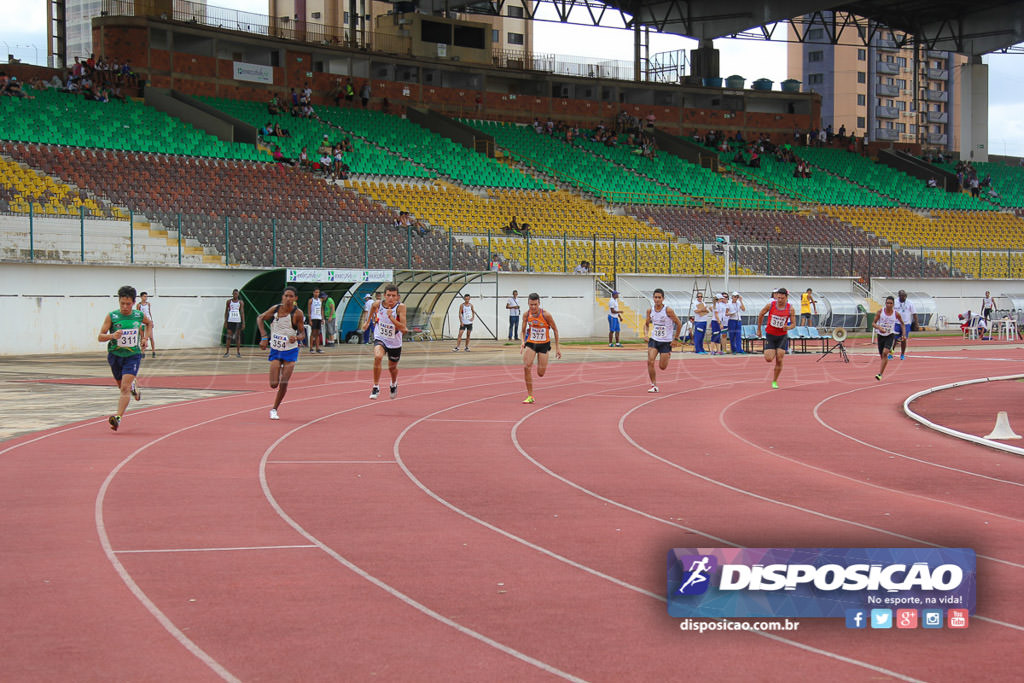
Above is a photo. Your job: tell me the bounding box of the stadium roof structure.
[438,0,1024,55]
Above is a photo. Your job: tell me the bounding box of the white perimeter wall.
[5,263,1016,356]
[1,263,265,355]
[872,278,1024,325]
[0,265,600,355]
[444,273,598,339]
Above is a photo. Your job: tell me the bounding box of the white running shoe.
[370,386,380,400]
[269,409,279,420]
[648,385,659,393]
[390,384,398,399]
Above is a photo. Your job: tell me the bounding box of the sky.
[3,1,1022,156]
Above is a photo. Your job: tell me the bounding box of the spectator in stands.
[506,216,520,235]
[341,138,354,153]
[360,81,371,108]
[272,145,295,166]
[268,96,281,115]
[475,93,483,113]
[318,151,333,175]
[46,74,63,89]
[273,122,290,137]
[969,175,980,198]
[317,134,331,156]
[344,78,355,105]
[573,260,589,274]
[299,146,308,168]
[926,177,938,188]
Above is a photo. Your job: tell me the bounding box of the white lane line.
[812,382,1024,486]
[267,460,398,464]
[115,545,317,554]
[424,418,520,423]
[260,377,593,683]
[392,380,926,681]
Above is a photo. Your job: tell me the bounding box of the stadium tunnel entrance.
[232,269,491,345]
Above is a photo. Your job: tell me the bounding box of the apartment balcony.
[875,128,899,141]
[926,111,949,124]
[927,50,947,59]
[877,38,898,51]
[928,133,948,145]
[926,68,949,80]
[876,105,900,119]
[876,62,900,75]
[924,90,949,102]
[876,83,901,97]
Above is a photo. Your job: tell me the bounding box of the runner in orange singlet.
[520,292,561,404]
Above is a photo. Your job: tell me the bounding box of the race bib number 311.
[117,329,139,347]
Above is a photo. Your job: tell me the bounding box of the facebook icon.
[845,609,867,629]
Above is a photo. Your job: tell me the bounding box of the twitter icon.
[871,609,893,629]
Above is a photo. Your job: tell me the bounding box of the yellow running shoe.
[522,396,535,404]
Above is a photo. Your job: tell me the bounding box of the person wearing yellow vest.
[97,285,151,431]
[799,288,817,328]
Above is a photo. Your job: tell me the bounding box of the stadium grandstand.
[2,0,1023,327]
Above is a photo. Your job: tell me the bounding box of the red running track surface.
[1,348,1022,681]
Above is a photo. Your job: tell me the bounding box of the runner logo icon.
[677,555,717,595]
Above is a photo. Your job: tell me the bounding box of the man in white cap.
[608,290,623,347]
[726,292,745,354]
[709,293,728,355]
[361,293,375,344]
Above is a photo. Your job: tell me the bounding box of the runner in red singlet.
[756,287,796,389]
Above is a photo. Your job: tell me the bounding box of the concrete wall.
[0,263,264,355]
[0,265,601,355]
[442,273,598,340]
[872,278,1024,327]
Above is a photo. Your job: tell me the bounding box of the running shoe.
[151,352,156,358]
[108,415,120,431]
[771,381,779,389]
[452,346,460,352]
[390,384,398,399]
[316,349,323,354]
[648,385,659,393]
[236,353,242,358]
[615,343,622,347]
[370,386,380,400]
[464,348,470,352]
[223,352,230,357]
[609,343,614,347]
[269,409,279,420]
[130,381,141,402]
[900,354,905,360]
[888,353,893,360]
[875,374,882,381]
[522,396,535,404]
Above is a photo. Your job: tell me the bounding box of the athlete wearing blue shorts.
[98,285,151,431]
[643,288,682,393]
[257,286,306,420]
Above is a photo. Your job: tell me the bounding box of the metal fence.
[5,209,1024,280]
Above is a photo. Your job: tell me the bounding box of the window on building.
[507,6,525,18]
[807,73,824,85]
[857,94,866,106]
[897,79,906,88]
[507,32,524,45]
[886,77,894,85]
[857,116,866,128]
[897,57,907,67]
[886,99,894,107]
[857,71,866,83]
[895,101,906,111]
[857,49,866,60]
[808,51,824,62]
[807,28,824,40]
[492,29,499,43]
[896,123,906,132]
[887,122,894,129]
[344,11,349,24]
[909,124,916,134]
[886,55,895,63]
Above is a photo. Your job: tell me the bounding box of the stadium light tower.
[714,234,731,291]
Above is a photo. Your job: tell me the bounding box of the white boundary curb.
[903,374,1024,457]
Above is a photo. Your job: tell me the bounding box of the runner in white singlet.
[307,287,324,354]
[453,293,475,352]
[366,284,407,400]
[224,289,245,357]
[136,291,155,358]
[256,286,305,420]
[643,288,683,393]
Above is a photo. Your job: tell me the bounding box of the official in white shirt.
[506,290,521,340]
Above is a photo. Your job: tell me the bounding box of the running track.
[1,347,1022,681]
